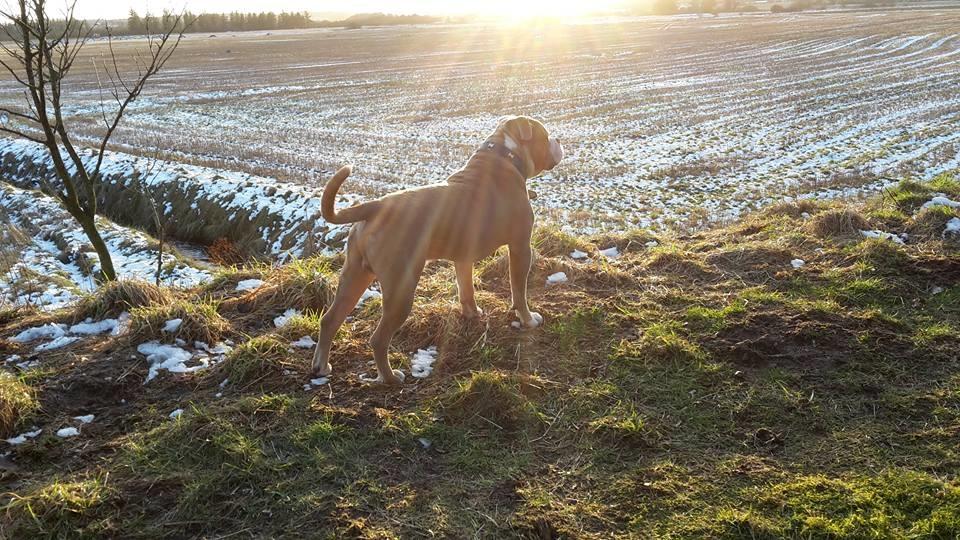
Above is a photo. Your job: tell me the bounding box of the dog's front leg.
[508,242,542,328]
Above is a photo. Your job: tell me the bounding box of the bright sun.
[482,0,608,21]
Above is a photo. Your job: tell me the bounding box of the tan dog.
[311,116,564,385]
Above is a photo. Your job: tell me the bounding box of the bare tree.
[0,0,187,281]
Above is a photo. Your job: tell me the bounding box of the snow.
[570,249,588,260]
[645,240,659,248]
[860,229,905,244]
[196,341,232,355]
[34,335,80,352]
[546,271,569,285]
[0,182,210,310]
[309,377,328,386]
[944,217,960,236]
[921,196,960,210]
[56,427,79,438]
[291,336,317,349]
[791,259,805,268]
[235,279,264,291]
[409,346,438,379]
[599,247,621,259]
[169,408,184,419]
[73,414,95,424]
[11,323,66,343]
[356,287,381,307]
[162,318,183,333]
[69,318,121,336]
[138,342,209,383]
[5,428,41,445]
[273,308,300,328]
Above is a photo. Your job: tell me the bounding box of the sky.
[62,0,621,20]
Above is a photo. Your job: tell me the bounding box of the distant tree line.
[125,10,312,35]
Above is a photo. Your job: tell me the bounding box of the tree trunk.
[76,212,118,282]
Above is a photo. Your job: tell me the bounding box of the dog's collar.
[477,140,528,178]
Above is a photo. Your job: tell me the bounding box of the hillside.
[1,176,959,537]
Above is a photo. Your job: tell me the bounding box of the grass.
[1,178,959,537]
[128,298,230,344]
[73,279,172,320]
[0,372,38,437]
[216,334,294,387]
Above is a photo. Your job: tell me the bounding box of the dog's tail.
[321,165,380,224]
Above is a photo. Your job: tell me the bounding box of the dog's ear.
[517,117,533,141]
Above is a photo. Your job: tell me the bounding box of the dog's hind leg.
[312,258,374,377]
[367,261,425,385]
[455,261,482,319]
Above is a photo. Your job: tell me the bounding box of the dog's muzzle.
[547,138,564,169]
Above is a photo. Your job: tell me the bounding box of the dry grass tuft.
[440,371,541,431]
[0,373,38,438]
[73,280,172,321]
[762,199,821,219]
[226,258,335,318]
[807,209,870,239]
[532,227,593,258]
[906,206,960,241]
[129,299,230,344]
[644,247,713,279]
[706,244,795,277]
[217,335,293,387]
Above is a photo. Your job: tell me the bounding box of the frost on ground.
[410,346,438,379]
[0,182,209,310]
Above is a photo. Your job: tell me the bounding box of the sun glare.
[481,0,611,21]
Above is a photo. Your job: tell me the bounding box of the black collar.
[476,140,527,178]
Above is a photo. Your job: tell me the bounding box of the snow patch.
[274,308,300,328]
[599,246,621,259]
[291,336,317,349]
[169,408,184,419]
[570,249,588,260]
[5,428,42,445]
[73,414,95,424]
[162,318,183,333]
[35,335,80,352]
[138,342,209,383]
[410,346,438,379]
[11,323,66,343]
[69,318,121,335]
[235,279,264,292]
[790,259,805,269]
[860,230,905,244]
[56,427,79,438]
[944,217,960,236]
[546,271,569,285]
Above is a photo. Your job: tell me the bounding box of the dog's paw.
[312,361,333,377]
[461,306,484,319]
[359,369,406,386]
[518,311,543,328]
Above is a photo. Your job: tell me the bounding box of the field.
[2,9,959,232]
[2,7,960,538]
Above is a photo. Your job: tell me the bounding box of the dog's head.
[494,115,564,178]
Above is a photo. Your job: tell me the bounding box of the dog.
[311,116,564,385]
